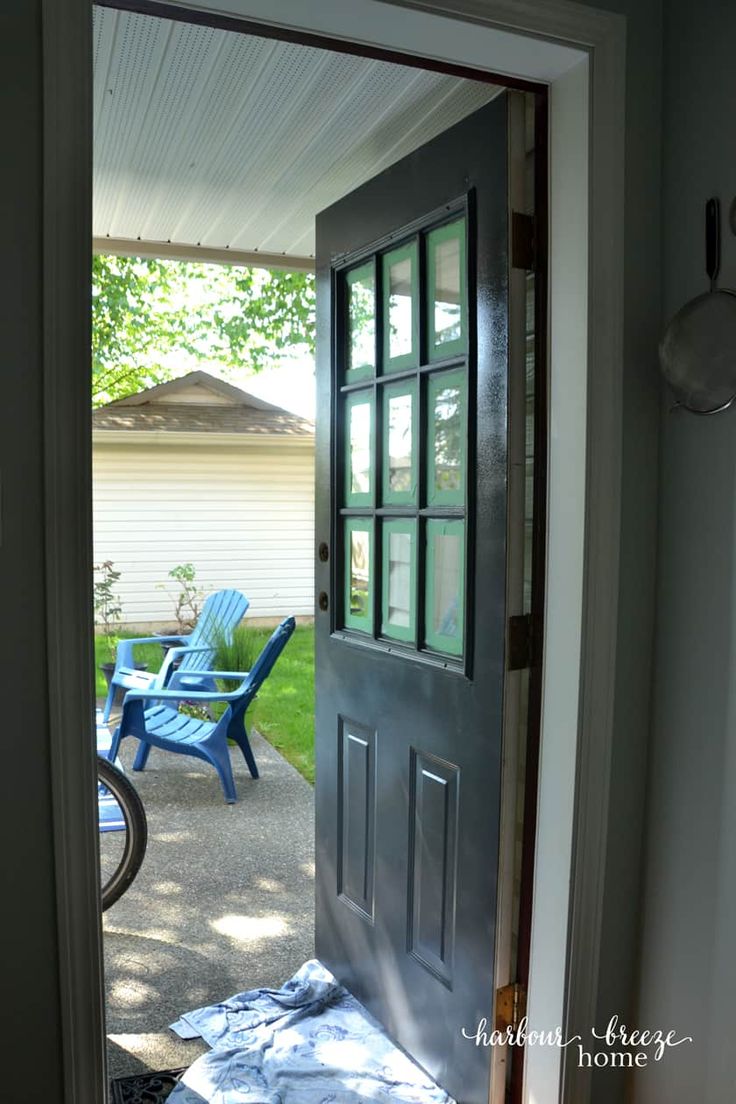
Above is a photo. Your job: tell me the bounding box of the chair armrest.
[122,679,248,705]
[115,634,188,670]
[171,667,251,683]
[164,644,213,663]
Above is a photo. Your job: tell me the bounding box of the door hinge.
[511,211,535,271]
[507,613,532,670]
[495,981,528,1032]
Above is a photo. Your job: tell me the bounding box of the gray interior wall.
[0,1,673,1102]
[0,3,65,1098]
[635,1,736,1100]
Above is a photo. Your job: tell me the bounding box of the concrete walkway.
[103,729,315,1081]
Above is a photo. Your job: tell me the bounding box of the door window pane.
[383,241,418,371]
[381,520,416,642]
[425,521,464,655]
[427,219,466,358]
[345,392,373,506]
[346,263,375,380]
[427,369,466,506]
[344,520,373,633]
[382,382,417,505]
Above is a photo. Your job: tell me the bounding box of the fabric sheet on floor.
[167,959,455,1104]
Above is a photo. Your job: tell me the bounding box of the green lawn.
[94,625,316,784]
[249,625,315,784]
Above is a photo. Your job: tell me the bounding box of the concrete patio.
[103,727,315,1081]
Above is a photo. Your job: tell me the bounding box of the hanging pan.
[659,197,736,414]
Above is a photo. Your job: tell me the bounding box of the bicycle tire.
[98,756,148,910]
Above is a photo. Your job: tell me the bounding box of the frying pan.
[659,197,736,414]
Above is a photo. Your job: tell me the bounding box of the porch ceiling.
[93,6,500,267]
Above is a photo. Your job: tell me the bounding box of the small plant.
[213,623,262,692]
[162,563,205,634]
[94,560,122,662]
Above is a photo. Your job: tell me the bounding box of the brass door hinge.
[511,211,536,271]
[507,613,532,670]
[495,981,528,1032]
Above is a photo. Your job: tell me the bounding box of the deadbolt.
[318,541,329,562]
[318,591,329,611]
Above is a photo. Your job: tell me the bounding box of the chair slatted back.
[184,589,249,672]
[246,617,296,693]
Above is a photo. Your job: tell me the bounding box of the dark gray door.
[314,95,510,1104]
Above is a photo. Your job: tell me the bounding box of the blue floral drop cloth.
[168,959,455,1104]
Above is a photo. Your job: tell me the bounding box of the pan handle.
[706,197,721,290]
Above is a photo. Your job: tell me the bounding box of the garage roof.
[93,371,314,437]
[93,5,499,268]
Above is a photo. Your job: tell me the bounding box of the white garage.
[93,370,315,628]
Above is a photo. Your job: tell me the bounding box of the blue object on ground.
[102,588,250,722]
[98,787,126,832]
[109,617,296,803]
[97,711,125,832]
[167,959,455,1104]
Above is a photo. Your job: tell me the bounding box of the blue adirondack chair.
[108,616,296,803]
[102,588,249,722]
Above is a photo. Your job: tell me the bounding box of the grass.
[249,625,315,784]
[94,625,316,784]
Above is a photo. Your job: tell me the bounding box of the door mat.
[109,1068,187,1104]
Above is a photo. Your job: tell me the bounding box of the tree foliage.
[92,253,315,406]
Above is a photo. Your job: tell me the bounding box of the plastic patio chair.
[108,616,296,803]
[102,588,249,722]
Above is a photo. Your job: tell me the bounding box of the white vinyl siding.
[93,439,314,625]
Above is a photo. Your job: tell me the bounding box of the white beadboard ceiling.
[93,6,499,265]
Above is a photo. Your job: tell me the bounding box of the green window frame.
[425,519,465,656]
[344,390,374,507]
[345,261,376,382]
[381,519,417,643]
[426,367,467,507]
[427,218,467,361]
[382,240,419,373]
[344,518,374,634]
[382,379,417,506]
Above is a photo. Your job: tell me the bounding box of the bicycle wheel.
[97,756,148,911]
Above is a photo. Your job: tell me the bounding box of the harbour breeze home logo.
[462,1014,692,1069]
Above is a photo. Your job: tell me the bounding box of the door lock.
[318,591,329,612]
[318,541,329,562]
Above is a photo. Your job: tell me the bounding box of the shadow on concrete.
[103,729,315,1080]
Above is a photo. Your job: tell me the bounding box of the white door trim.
[44,2,624,1102]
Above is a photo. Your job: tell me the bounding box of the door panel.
[315,95,510,1104]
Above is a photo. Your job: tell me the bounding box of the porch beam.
[93,235,315,272]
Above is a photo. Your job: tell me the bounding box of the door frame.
[43,2,624,1102]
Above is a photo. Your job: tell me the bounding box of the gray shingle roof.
[92,371,314,437]
[92,402,314,437]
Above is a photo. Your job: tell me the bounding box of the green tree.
[92,253,315,406]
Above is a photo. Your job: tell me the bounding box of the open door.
[314,93,520,1104]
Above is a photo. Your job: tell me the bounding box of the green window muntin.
[338,213,470,664]
[381,519,417,643]
[425,519,465,656]
[426,367,467,507]
[344,518,374,634]
[382,379,417,506]
[344,390,374,508]
[382,240,419,373]
[427,218,467,361]
[345,261,376,382]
